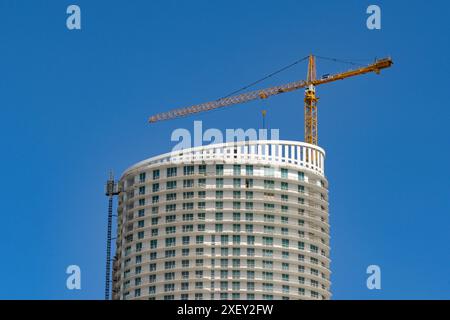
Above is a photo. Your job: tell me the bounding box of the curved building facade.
[112,140,330,300]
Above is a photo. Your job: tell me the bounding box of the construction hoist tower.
[104,172,119,300]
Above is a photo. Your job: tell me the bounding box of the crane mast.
[148,55,393,145]
[305,55,318,144]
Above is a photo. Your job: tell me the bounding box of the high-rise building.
[112,140,330,300]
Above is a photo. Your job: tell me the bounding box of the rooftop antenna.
[105,171,119,300]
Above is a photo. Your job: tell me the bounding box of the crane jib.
[148,57,392,123]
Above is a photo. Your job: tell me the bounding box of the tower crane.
[148,55,393,145]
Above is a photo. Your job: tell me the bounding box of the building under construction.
[106,55,392,300]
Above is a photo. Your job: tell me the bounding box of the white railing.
[124,140,325,177]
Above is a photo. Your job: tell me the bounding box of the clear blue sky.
[0,0,449,299]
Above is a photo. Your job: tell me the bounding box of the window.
[167,167,177,177]
[164,284,175,292]
[196,235,204,244]
[281,168,288,178]
[263,271,273,280]
[233,164,241,175]
[216,178,224,188]
[245,212,253,221]
[183,191,194,199]
[215,212,223,221]
[139,172,146,183]
[247,235,255,245]
[264,166,274,177]
[183,202,194,210]
[298,171,305,181]
[183,165,194,176]
[166,204,176,212]
[153,170,160,180]
[198,191,206,198]
[298,185,305,193]
[245,179,253,188]
[263,283,273,292]
[262,237,273,246]
[135,243,142,252]
[165,237,176,247]
[245,165,253,175]
[281,182,288,190]
[263,249,273,257]
[233,191,241,199]
[233,178,241,188]
[183,179,194,188]
[165,215,176,223]
[165,250,176,258]
[198,164,206,175]
[216,190,223,199]
[139,186,146,195]
[233,212,240,221]
[198,178,206,187]
[166,181,177,190]
[166,193,176,201]
[264,180,275,189]
[216,164,224,175]
[221,235,229,245]
[264,226,275,234]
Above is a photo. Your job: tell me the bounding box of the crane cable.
[219,55,370,101]
[219,55,310,100]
